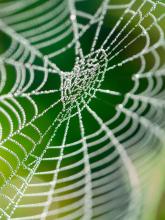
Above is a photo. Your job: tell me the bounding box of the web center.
[61,49,107,111]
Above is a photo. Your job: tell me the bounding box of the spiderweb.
[0,0,165,219]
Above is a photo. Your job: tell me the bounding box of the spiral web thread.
[0,0,165,219]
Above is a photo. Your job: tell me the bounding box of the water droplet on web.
[70,14,76,21]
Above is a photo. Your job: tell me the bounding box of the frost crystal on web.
[0,0,165,220]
